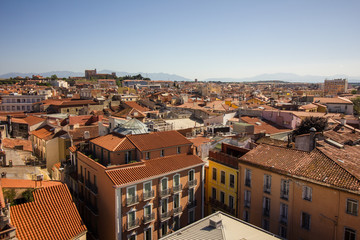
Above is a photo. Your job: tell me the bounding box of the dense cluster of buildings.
[0,72,359,240]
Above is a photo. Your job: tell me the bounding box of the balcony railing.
[244,200,251,208]
[159,188,171,198]
[263,186,271,194]
[188,179,197,188]
[127,218,140,230]
[245,179,251,187]
[79,175,84,183]
[86,202,99,215]
[85,180,98,194]
[173,206,182,215]
[280,216,288,225]
[143,212,155,224]
[160,210,172,221]
[209,197,235,215]
[280,192,288,200]
[187,200,197,209]
[263,208,270,217]
[173,184,182,193]
[143,190,154,201]
[126,195,139,206]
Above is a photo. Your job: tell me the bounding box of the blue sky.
[1,0,359,80]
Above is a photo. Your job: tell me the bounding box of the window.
[262,218,270,231]
[174,193,180,209]
[189,188,195,203]
[263,197,270,216]
[177,147,181,154]
[127,186,137,205]
[229,174,235,188]
[174,216,180,230]
[125,151,131,163]
[146,152,150,160]
[144,205,152,219]
[243,210,249,222]
[244,190,251,208]
[220,191,225,204]
[280,203,288,224]
[188,209,195,224]
[161,221,168,237]
[302,186,312,201]
[263,174,271,194]
[245,169,251,187]
[279,226,287,239]
[161,178,168,191]
[220,171,225,184]
[301,212,311,230]
[128,234,136,240]
[344,228,356,240]
[143,181,152,200]
[188,169,195,182]
[280,179,289,200]
[160,149,164,157]
[144,227,152,240]
[212,187,217,200]
[229,195,234,209]
[212,168,217,181]
[346,199,358,216]
[173,174,180,187]
[161,198,168,214]
[127,210,136,228]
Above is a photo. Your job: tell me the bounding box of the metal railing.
[280,192,288,200]
[263,208,270,217]
[159,188,171,198]
[173,184,182,193]
[79,175,84,183]
[160,210,172,220]
[85,180,98,194]
[126,195,139,206]
[86,202,99,215]
[143,212,155,224]
[173,206,182,215]
[244,200,251,208]
[188,179,197,188]
[143,190,154,201]
[280,215,288,225]
[127,218,140,230]
[188,200,197,209]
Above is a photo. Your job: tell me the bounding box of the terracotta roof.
[29,125,55,140]
[106,154,204,186]
[127,130,192,151]
[0,178,62,189]
[240,116,290,134]
[240,144,360,191]
[10,118,27,124]
[189,136,212,148]
[90,133,136,151]
[2,138,33,152]
[23,115,46,126]
[124,101,150,112]
[10,184,87,240]
[69,145,77,153]
[298,103,318,110]
[314,97,352,104]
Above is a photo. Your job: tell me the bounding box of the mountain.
[0,70,193,81]
[204,73,360,83]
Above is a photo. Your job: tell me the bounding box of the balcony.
[85,180,98,194]
[127,218,140,231]
[173,206,182,215]
[126,195,139,206]
[188,179,197,188]
[244,200,251,208]
[245,179,251,187]
[280,216,288,225]
[143,212,155,224]
[280,192,288,200]
[143,190,154,201]
[86,202,99,215]
[187,200,197,209]
[263,186,271,194]
[159,188,171,198]
[173,184,182,193]
[79,175,84,183]
[209,197,235,215]
[160,210,172,221]
[263,209,270,217]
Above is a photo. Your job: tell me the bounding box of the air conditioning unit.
[36,174,44,181]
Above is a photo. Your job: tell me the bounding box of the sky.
[1,0,360,80]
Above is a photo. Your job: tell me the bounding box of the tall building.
[324,78,348,96]
[67,131,205,240]
[0,94,47,112]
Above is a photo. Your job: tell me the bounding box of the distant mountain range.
[1,70,360,83]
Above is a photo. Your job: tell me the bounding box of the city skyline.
[1,0,360,80]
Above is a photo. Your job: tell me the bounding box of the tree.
[4,189,16,206]
[51,74,58,80]
[352,96,360,115]
[293,117,328,137]
[22,189,34,202]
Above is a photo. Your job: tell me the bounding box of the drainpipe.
[201,165,205,218]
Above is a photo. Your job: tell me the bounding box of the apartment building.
[324,78,348,96]
[70,131,205,240]
[237,144,360,240]
[0,94,47,112]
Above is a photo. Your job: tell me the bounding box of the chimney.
[309,127,317,150]
[340,117,346,126]
[209,216,222,229]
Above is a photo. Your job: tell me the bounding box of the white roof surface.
[161,211,281,240]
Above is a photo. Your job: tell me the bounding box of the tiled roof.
[124,101,150,112]
[240,116,290,134]
[0,178,62,189]
[29,125,54,140]
[10,118,27,124]
[106,154,204,186]
[240,144,360,191]
[127,130,192,151]
[23,115,46,126]
[90,133,136,151]
[314,97,353,104]
[10,184,87,240]
[2,138,33,152]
